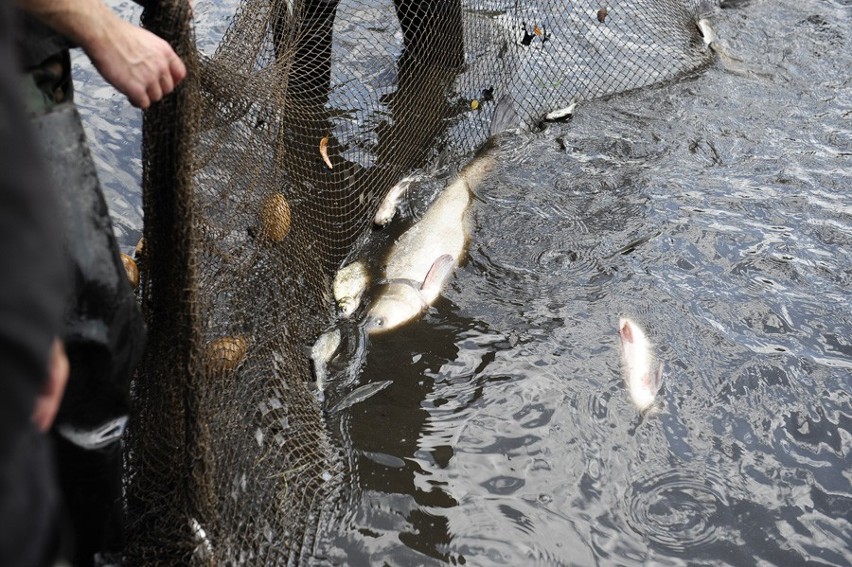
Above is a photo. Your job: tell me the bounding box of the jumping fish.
[333,260,370,317]
[56,416,128,450]
[696,18,716,47]
[365,152,495,334]
[618,318,663,412]
[189,517,214,562]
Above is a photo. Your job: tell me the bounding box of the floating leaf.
[120,253,139,289]
[597,8,608,23]
[319,135,332,170]
[471,99,480,110]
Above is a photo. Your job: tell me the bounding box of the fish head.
[365,283,426,335]
[619,318,651,362]
[619,318,635,344]
[337,294,362,318]
[374,207,395,227]
[333,261,369,316]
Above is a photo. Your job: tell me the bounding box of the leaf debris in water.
[319,135,332,169]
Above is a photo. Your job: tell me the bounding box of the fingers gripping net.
[127,0,710,563]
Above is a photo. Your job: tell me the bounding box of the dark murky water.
[79,0,850,565]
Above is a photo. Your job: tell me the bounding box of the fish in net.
[125,0,714,563]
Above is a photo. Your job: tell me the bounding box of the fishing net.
[125,0,712,563]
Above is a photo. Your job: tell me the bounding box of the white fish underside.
[619,318,663,412]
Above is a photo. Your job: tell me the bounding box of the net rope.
[126,0,711,563]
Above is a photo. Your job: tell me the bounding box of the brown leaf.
[120,254,139,289]
[319,135,333,170]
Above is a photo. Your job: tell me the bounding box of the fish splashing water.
[619,317,663,412]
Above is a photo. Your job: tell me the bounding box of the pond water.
[324,1,852,565]
[76,0,850,565]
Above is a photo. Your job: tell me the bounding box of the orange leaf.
[319,135,332,170]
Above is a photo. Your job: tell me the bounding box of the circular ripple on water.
[624,467,728,554]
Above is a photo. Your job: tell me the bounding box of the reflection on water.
[327,0,852,565]
[76,0,850,565]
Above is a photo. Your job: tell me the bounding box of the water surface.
[75,0,851,565]
[326,1,852,565]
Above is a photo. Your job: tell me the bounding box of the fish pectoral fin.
[422,254,455,292]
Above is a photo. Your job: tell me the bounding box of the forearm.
[15,0,187,109]
[15,0,118,54]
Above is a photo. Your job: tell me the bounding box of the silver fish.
[310,328,341,393]
[333,260,370,317]
[619,317,663,412]
[365,153,495,334]
[544,101,577,122]
[696,18,716,47]
[374,174,421,227]
[329,380,393,414]
[696,18,749,75]
[189,517,214,562]
[56,416,128,450]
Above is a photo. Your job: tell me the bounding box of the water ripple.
[623,467,730,554]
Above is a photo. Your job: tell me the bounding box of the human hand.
[18,0,189,109]
[32,338,69,432]
[84,18,187,109]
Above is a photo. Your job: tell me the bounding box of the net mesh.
[126,0,711,563]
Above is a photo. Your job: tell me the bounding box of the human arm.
[15,0,187,109]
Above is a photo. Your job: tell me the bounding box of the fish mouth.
[619,319,634,343]
[337,297,360,317]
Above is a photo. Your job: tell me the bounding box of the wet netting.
[126,0,712,563]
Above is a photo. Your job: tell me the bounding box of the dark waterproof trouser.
[24,51,146,567]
